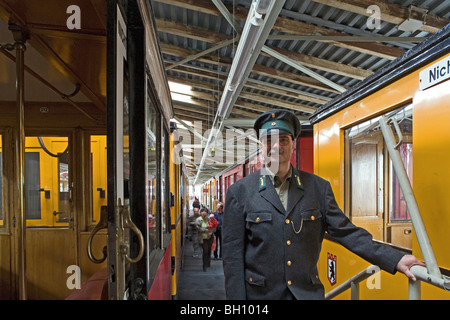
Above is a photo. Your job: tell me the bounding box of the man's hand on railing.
[396,255,426,281]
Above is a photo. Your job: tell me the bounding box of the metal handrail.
[325,265,380,300]
[325,264,450,300]
[408,265,450,299]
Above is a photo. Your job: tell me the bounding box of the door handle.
[39,188,51,199]
[97,187,106,198]
[87,206,108,263]
[118,201,144,264]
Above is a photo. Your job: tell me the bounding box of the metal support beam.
[267,35,426,42]
[261,46,347,93]
[173,116,206,143]
[165,38,238,70]
[211,0,242,33]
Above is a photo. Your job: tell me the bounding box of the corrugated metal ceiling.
[149,0,449,183]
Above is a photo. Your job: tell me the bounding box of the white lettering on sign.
[419,56,450,90]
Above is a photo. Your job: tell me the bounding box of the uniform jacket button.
[256,217,260,222]
[287,260,292,266]
[285,219,290,224]
[286,240,291,245]
[287,280,292,285]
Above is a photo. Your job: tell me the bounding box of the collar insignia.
[259,175,267,190]
[294,173,304,190]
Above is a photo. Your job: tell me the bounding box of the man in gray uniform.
[222,109,423,300]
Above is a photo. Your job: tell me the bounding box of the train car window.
[390,143,413,222]
[90,135,107,224]
[146,93,159,252]
[25,136,71,228]
[57,152,70,223]
[25,152,41,221]
[346,105,413,248]
[123,62,130,204]
[0,135,3,230]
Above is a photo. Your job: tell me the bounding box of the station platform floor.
[176,237,226,300]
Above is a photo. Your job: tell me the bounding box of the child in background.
[208,214,219,252]
[208,214,218,229]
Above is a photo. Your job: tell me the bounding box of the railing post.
[350,281,359,300]
[409,279,421,300]
[7,22,28,300]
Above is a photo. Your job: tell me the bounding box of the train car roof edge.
[309,24,450,125]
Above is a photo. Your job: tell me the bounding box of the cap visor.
[259,128,293,138]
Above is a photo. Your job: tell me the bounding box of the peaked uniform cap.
[254,109,301,139]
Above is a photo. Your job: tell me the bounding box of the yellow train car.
[311,25,450,299]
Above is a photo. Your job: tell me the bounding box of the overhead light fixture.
[217,88,234,119]
[193,0,285,185]
[398,18,424,33]
[216,0,273,120]
[398,5,428,33]
[255,0,272,14]
[227,0,271,91]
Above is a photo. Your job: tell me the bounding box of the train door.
[345,105,413,248]
[24,135,77,299]
[346,130,385,240]
[106,1,146,299]
[107,1,128,299]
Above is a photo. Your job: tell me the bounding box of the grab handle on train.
[87,206,108,264]
[119,204,144,264]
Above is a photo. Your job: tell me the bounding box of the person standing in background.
[213,202,224,260]
[197,208,216,271]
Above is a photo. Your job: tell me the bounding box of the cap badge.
[271,113,275,118]
[271,122,276,126]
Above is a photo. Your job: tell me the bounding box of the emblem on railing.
[327,252,337,286]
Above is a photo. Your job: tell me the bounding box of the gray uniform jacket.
[222,167,405,300]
